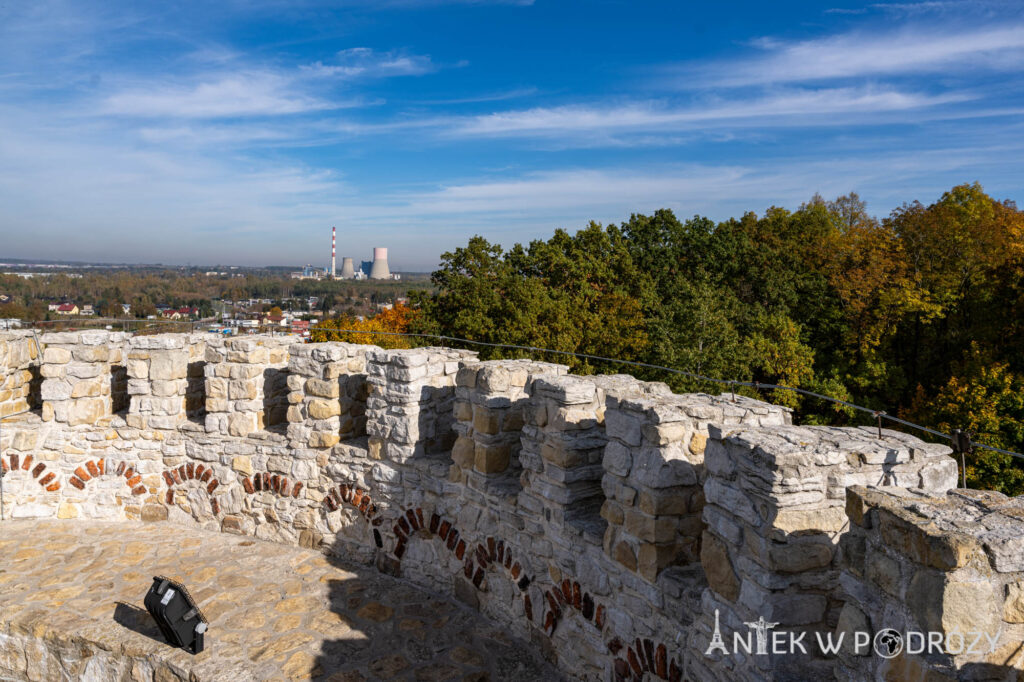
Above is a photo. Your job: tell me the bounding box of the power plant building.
[339,257,356,278]
[368,247,390,279]
[326,228,399,280]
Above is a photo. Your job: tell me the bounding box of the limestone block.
[702,531,740,601]
[834,603,870,656]
[66,362,103,379]
[689,433,708,456]
[452,436,475,468]
[472,405,501,435]
[613,540,637,571]
[308,399,341,420]
[67,398,107,426]
[228,380,258,400]
[631,445,699,489]
[623,508,679,543]
[39,363,65,379]
[454,400,472,422]
[71,377,106,398]
[865,550,901,597]
[206,397,229,413]
[642,422,689,446]
[73,345,110,362]
[637,541,682,581]
[908,571,1001,637]
[126,359,149,379]
[1003,582,1024,623]
[768,540,834,574]
[232,456,254,476]
[600,500,624,525]
[474,442,510,474]
[151,380,182,398]
[146,351,187,381]
[42,347,71,364]
[605,409,643,447]
[40,380,72,401]
[228,412,258,437]
[306,378,340,399]
[603,441,632,477]
[637,487,691,516]
[207,377,227,398]
[309,432,340,448]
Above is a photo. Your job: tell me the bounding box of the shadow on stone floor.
[112,601,165,646]
[309,538,563,682]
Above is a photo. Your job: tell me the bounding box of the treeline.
[408,183,1024,494]
[0,270,431,319]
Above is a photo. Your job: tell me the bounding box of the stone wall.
[0,331,1015,681]
[39,330,128,426]
[203,336,299,437]
[692,426,959,681]
[365,347,476,462]
[0,331,39,418]
[603,392,792,584]
[837,486,1024,680]
[452,358,567,492]
[286,342,374,448]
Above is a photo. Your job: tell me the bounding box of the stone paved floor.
[0,520,561,681]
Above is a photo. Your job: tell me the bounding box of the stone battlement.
[0,330,1017,681]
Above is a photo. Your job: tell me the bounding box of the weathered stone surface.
[908,571,1001,637]
[702,531,740,602]
[0,520,555,681]
[1004,582,1024,623]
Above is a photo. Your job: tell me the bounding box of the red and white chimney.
[331,226,336,278]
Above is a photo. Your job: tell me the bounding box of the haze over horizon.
[2,0,1022,271]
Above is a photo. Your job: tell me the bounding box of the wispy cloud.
[674,24,1024,86]
[302,47,436,78]
[445,87,970,139]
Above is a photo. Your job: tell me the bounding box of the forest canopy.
[408,183,1024,494]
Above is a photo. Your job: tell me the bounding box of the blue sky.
[1,0,1022,270]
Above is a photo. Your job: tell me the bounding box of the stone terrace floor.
[0,520,560,681]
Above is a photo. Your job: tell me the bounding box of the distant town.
[0,241,428,335]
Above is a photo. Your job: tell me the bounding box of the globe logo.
[873,629,904,658]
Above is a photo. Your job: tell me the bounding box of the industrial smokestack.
[340,257,355,278]
[331,227,336,278]
[368,247,390,279]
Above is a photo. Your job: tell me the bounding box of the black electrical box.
[143,575,209,654]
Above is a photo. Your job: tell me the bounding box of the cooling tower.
[368,247,390,279]
[340,257,356,279]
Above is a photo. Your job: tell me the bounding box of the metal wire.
[312,327,1024,462]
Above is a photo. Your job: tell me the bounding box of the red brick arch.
[66,459,145,496]
[162,463,224,515]
[245,472,304,499]
[1,453,60,491]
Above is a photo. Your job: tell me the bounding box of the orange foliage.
[311,304,418,348]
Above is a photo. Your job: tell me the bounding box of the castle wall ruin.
[0,330,1016,681]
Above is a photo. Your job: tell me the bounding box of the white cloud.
[678,24,1024,87]
[448,88,970,138]
[101,72,334,118]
